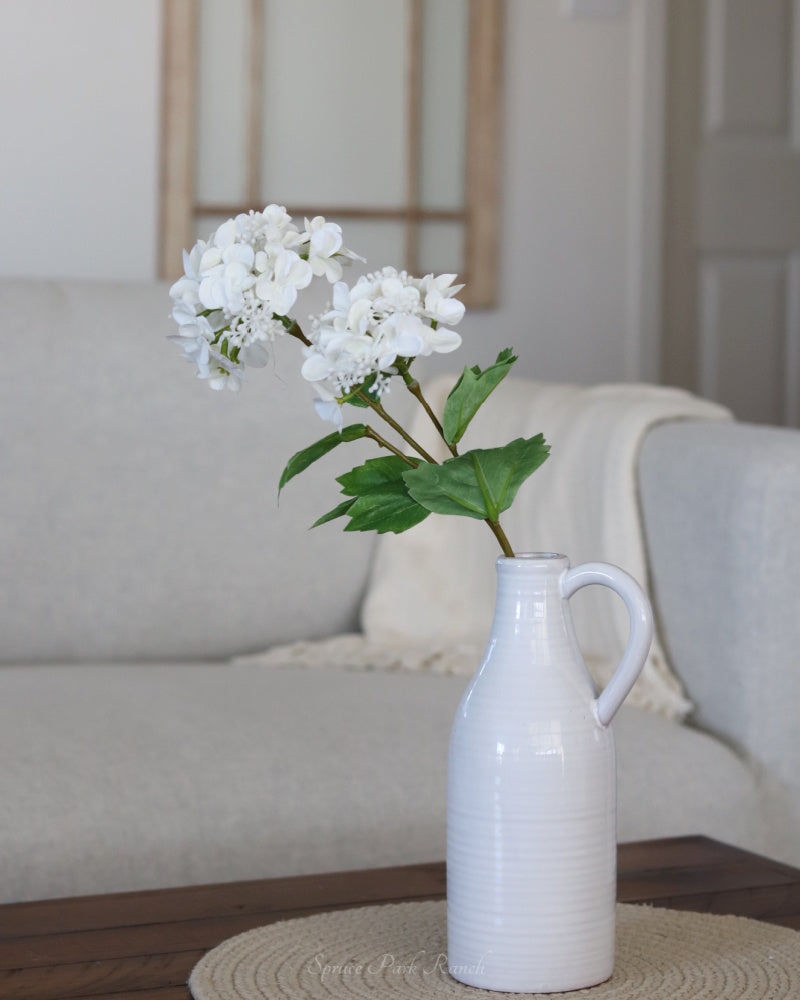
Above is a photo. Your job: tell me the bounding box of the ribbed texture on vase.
[446,554,619,992]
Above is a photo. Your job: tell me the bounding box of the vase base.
[448,964,614,994]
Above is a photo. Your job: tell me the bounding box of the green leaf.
[336,455,413,496]
[311,498,357,528]
[403,435,549,521]
[343,491,430,534]
[278,424,368,495]
[326,455,431,534]
[441,348,518,446]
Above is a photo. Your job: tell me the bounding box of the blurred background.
[2,0,797,424]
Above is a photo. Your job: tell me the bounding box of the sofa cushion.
[0,279,380,663]
[0,661,768,904]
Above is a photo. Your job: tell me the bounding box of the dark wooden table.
[1,835,799,1000]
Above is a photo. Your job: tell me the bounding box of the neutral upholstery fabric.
[0,279,382,663]
[0,661,764,904]
[639,419,800,866]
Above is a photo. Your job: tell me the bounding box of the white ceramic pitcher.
[446,552,654,993]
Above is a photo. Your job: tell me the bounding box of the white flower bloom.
[377,312,427,358]
[305,216,345,282]
[314,396,344,430]
[424,288,466,327]
[222,242,255,269]
[421,324,462,354]
[306,217,342,255]
[199,257,256,314]
[197,344,245,389]
[167,329,209,367]
[181,242,206,282]
[300,266,465,413]
[300,350,334,383]
[170,285,201,321]
[255,248,312,316]
[199,246,224,273]
[347,297,374,336]
[213,218,238,250]
[168,205,413,398]
[207,372,243,391]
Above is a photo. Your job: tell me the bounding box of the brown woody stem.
[399,368,458,458]
[364,426,419,467]
[285,319,312,346]
[355,390,438,465]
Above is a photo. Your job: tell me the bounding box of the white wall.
[0,0,657,384]
[469,0,640,382]
[0,0,162,280]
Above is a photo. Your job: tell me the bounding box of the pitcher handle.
[562,562,654,727]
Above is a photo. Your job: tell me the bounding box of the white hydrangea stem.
[286,317,514,556]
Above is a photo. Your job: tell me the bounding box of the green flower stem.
[355,390,438,465]
[486,518,515,558]
[396,361,458,458]
[394,364,516,558]
[363,426,419,468]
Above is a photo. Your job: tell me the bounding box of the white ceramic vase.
[446,552,654,993]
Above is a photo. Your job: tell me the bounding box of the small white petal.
[427,327,462,353]
[301,353,332,382]
[314,397,344,428]
[214,218,237,249]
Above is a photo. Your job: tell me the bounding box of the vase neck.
[490,553,571,640]
[495,551,570,594]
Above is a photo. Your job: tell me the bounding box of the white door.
[663,0,800,426]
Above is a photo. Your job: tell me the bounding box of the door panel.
[663,0,800,426]
[700,259,787,425]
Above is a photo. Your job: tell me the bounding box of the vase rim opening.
[501,551,567,561]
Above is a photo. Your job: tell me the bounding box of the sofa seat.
[0,661,764,904]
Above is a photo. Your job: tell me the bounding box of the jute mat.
[189,900,800,999]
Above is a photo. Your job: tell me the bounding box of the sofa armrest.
[638,420,800,855]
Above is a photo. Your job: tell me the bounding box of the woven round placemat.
[189,900,800,999]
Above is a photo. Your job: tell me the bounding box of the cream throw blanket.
[242,379,730,721]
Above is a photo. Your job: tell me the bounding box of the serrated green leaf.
[311,497,357,528]
[442,348,518,445]
[322,455,431,534]
[343,491,430,534]
[278,424,368,494]
[403,435,549,521]
[336,455,413,496]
